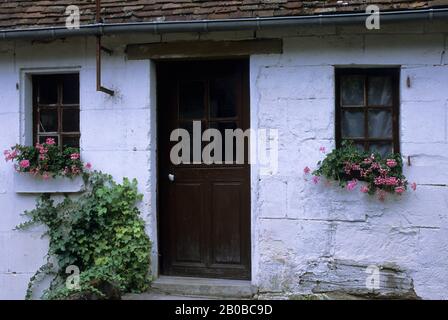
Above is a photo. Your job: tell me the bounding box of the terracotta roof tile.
[0,0,447,30]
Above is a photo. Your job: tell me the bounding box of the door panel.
[173,183,204,264]
[158,60,251,280]
[211,182,242,265]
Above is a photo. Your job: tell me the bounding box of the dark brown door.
[157,60,251,280]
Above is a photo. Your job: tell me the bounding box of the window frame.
[32,73,80,149]
[335,68,400,154]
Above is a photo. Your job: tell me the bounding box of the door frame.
[155,58,252,280]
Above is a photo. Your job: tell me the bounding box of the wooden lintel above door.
[126,39,283,60]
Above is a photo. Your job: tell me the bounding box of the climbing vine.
[16,171,152,300]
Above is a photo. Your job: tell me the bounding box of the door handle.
[168,174,175,182]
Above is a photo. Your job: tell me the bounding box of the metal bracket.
[96,36,114,96]
[95,0,114,96]
[101,45,113,55]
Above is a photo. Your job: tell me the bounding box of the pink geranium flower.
[395,186,406,194]
[30,168,39,176]
[85,162,92,170]
[386,159,398,168]
[360,186,369,193]
[346,179,358,191]
[42,172,51,180]
[70,153,80,160]
[411,182,417,191]
[319,146,326,153]
[45,138,56,145]
[71,165,81,175]
[19,160,30,168]
[303,166,311,174]
[312,176,320,184]
[4,150,18,162]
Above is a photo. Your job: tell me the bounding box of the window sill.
[14,173,85,194]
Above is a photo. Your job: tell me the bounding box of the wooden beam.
[126,39,283,60]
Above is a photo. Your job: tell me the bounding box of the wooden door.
[157,60,251,280]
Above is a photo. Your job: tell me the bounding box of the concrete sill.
[14,174,85,194]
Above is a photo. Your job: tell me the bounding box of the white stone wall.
[251,21,448,299]
[0,20,447,299]
[0,36,157,299]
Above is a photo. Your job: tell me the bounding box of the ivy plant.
[16,171,152,299]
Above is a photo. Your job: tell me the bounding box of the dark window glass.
[370,142,393,158]
[341,75,365,106]
[336,69,399,154]
[63,108,80,132]
[61,136,80,148]
[368,110,392,138]
[368,77,392,106]
[342,111,364,138]
[210,77,237,118]
[62,74,80,104]
[33,74,80,149]
[179,81,205,119]
[38,76,58,104]
[39,109,58,132]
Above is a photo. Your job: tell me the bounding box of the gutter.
[1,8,448,41]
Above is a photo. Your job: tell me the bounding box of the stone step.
[150,276,255,299]
[124,292,218,300]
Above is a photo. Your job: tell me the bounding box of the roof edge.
[1,8,448,41]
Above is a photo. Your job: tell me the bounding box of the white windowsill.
[14,173,85,194]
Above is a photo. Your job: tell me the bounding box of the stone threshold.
[124,276,255,300]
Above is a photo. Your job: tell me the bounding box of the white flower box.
[14,173,85,194]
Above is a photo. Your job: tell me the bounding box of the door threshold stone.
[130,276,255,300]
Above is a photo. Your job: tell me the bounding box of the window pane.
[368,77,392,106]
[39,109,58,132]
[62,74,80,104]
[368,110,392,138]
[62,136,80,148]
[341,76,365,106]
[37,76,58,104]
[63,108,80,132]
[342,110,364,138]
[210,77,237,118]
[370,142,393,158]
[179,81,205,119]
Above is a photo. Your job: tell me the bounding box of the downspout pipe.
[1,8,448,41]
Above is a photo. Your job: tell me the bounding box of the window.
[336,68,399,156]
[33,74,80,148]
